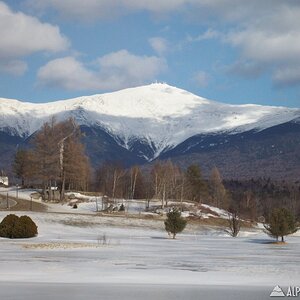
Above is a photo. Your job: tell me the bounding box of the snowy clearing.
[0,211,299,288]
[1,187,300,299]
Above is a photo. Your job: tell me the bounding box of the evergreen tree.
[264,208,298,242]
[185,164,208,203]
[164,209,187,239]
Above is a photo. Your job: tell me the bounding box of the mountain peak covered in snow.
[0,83,299,160]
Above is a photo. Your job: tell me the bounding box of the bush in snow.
[0,214,19,238]
[264,208,298,242]
[0,214,38,239]
[226,212,241,237]
[119,204,125,211]
[164,209,187,239]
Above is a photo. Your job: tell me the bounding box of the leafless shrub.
[225,212,241,237]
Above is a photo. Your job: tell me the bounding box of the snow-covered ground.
[0,187,230,219]
[0,211,299,288]
[1,185,300,299]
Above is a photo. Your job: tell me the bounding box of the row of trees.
[225,178,300,221]
[13,118,91,201]
[96,161,230,210]
[166,207,298,242]
[96,161,300,224]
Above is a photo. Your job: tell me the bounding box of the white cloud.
[273,66,300,88]
[149,37,169,56]
[26,0,188,21]
[37,57,98,90]
[0,60,28,76]
[27,0,289,22]
[193,71,210,88]
[0,2,69,75]
[228,60,265,79]
[227,30,300,65]
[98,50,167,87]
[187,29,221,43]
[21,0,300,88]
[223,5,300,86]
[181,1,300,87]
[37,50,167,91]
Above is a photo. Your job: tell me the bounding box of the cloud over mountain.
[37,51,167,91]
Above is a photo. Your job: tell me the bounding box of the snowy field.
[0,210,299,299]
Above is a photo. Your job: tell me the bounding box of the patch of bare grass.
[23,242,104,249]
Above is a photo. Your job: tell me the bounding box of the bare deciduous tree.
[29,118,90,200]
[226,212,241,237]
[209,166,230,209]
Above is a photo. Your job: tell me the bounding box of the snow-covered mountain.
[0,83,299,161]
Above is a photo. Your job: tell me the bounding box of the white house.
[0,176,9,186]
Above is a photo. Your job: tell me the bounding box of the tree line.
[96,161,230,210]
[96,161,300,222]
[225,178,300,221]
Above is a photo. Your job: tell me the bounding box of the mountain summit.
[1,83,300,179]
[0,83,299,160]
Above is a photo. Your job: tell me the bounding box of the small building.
[0,176,9,186]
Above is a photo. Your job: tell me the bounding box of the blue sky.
[1,0,300,107]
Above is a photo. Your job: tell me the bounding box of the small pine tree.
[119,203,125,211]
[164,209,187,239]
[185,164,208,203]
[264,208,298,242]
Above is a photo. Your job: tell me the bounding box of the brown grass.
[271,241,287,245]
[22,242,104,249]
[0,195,47,212]
[199,205,219,217]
